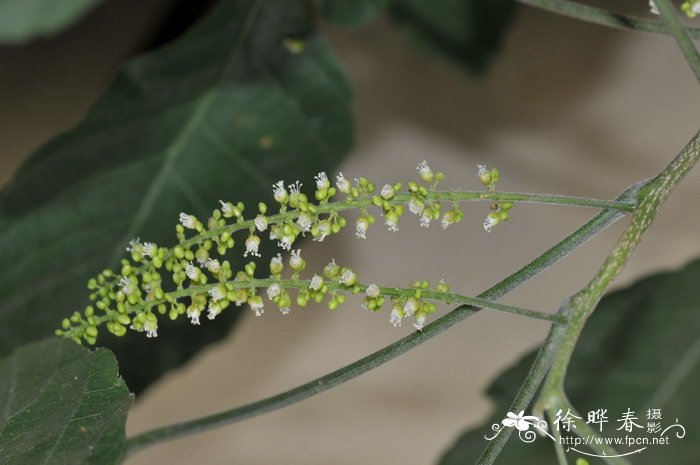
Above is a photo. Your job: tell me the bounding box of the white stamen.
[413,314,426,331]
[356,217,369,239]
[267,283,281,300]
[185,262,199,280]
[179,212,196,229]
[315,172,329,190]
[366,284,380,298]
[381,184,394,200]
[310,274,324,291]
[187,306,201,325]
[336,172,350,194]
[408,198,424,215]
[118,276,132,295]
[209,286,224,302]
[204,258,221,273]
[219,200,233,216]
[254,214,268,232]
[142,242,156,257]
[126,238,141,253]
[245,235,261,257]
[144,320,158,338]
[273,181,288,203]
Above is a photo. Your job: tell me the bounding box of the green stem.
[476,131,700,464]
[123,185,638,457]
[547,409,569,465]
[553,399,630,465]
[655,0,700,83]
[517,0,700,39]
[540,133,699,404]
[475,180,645,464]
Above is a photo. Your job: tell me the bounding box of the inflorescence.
[57,162,514,345]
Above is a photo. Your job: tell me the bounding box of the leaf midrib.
[106,0,263,266]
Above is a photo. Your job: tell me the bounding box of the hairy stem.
[540,133,699,403]
[518,0,700,38]
[123,186,637,457]
[476,131,699,465]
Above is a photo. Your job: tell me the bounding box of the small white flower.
[142,242,156,257]
[297,212,312,233]
[219,200,234,216]
[380,184,394,200]
[267,283,281,300]
[420,209,432,228]
[144,320,158,338]
[204,258,221,273]
[269,226,279,241]
[179,212,196,229]
[207,302,221,320]
[693,1,700,14]
[403,299,417,317]
[288,180,303,195]
[250,298,264,316]
[186,262,200,280]
[290,249,303,269]
[209,285,225,302]
[441,214,453,230]
[118,276,132,295]
[408,197,424,215]
[273,180,288,203]
[126,238,141,253]
[278,234,294,250]
[314,221,330,242]
[366,284,380,298]
[649,0,659,14]
[315,171,330,190]
[356,217,369,239]
[245,235,261,257]
[254,214,268,232]
[413,314,426,331]
[340,269,357,286]
[478,164,488,177]
[417,160,433,182]
[483,214,499,233]
[187,306,201,325]
[279,307,291,315]
[389,308,403,327]
[336,172,350,194]
[270,253,283,274]
[385,214,399,232]
[310,274,324,291]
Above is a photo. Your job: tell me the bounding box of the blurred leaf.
[0,0,353,393]
[0,338,132,465]
[0,0,102,44]
[439,258,700,465]
[320,0,389,27]
[389,0,516,73]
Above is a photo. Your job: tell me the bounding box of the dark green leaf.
[0,0,353,393]
[0,0,102,44]
[0,338,132,465]
[320,0,389,27]
[439,258,700,464]
[389,0,516,73]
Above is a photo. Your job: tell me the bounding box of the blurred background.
[0,1,698,464]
